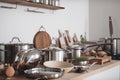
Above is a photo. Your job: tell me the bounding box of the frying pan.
[74,62,97,73]
[33,26,52,49]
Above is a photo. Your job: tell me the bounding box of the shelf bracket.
[0,3,17,9]
[26,8,45,13]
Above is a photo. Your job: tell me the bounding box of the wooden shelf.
[0,0,65,10]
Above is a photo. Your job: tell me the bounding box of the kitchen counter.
[1,60,120,80]
[53,60,120,80]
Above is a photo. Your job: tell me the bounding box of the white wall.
[0,0,89,43]
[89,0,120,41]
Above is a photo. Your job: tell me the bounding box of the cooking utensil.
[0,37,33,64]
[99,37,120,59]
[49,47,65,61]
[33,26,52,49]
[71,45,82,59]
[9,37,33,51]
[39,47,66,64]
[43,61,74,73]
[24,68,64,79]
[14,48,43,72]
[74,62,97,73]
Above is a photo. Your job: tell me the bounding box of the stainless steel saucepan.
[41,47,66,62]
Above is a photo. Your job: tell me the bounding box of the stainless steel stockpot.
[71,45,82,59]
[104,38,120,56]
[42,47,66,62]
[0,37,33,64]
[50,47,65,61]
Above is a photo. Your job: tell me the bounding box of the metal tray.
[24,67,64,79]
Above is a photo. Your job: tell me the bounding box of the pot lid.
[71,45,82,50]
[48,47,63,51]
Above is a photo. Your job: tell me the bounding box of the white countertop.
[53,60,120,80]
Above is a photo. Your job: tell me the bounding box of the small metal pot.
[50,47,65,61]
[71,45,82,59]
[42,47,65,62]
[101,38,120,59]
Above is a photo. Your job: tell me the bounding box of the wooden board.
[89,56,112,65]
[59,36,66,49]
[33,31,51,49]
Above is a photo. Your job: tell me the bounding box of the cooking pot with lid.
[100,38,120,59]
[0,37,33,64]
[42,47,66,62]
[71,45,83,59]
[50,47,65,61]
[9,37,33,51]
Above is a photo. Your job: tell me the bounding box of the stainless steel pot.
[42,47,65,62]
[99,38,120,59]
[9,37,33,51]
[0,37,33,64]
[104,38,120,58]
[50,47,65,61]
[71,45,82,59]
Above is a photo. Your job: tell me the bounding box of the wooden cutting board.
[33,31,51,49]
[89,56,112,65]
[59,36,66,49]
[58,30,67,49]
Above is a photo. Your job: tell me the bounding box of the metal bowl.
[24,68,64,79]
[14,48,43,72]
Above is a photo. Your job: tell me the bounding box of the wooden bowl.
[43,61,74,73]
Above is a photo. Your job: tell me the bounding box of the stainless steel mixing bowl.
[14,48,43,72]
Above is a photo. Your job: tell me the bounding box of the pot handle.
[39,25,46,31]
[10,37,21,43]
